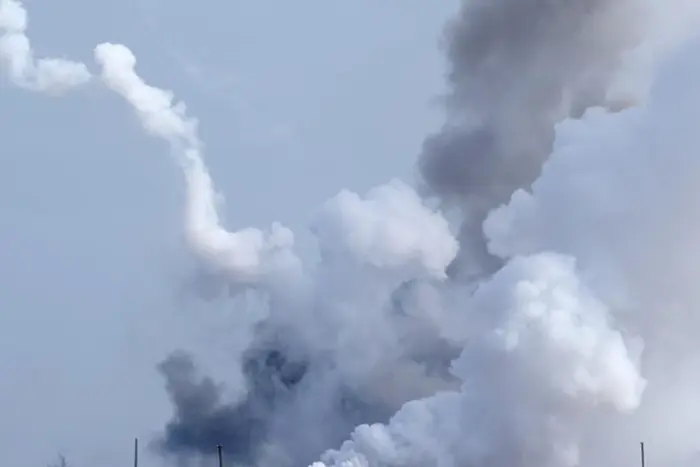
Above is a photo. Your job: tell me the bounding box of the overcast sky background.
[0,1,459,465]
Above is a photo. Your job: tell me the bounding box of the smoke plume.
[417,0,691,281]
[7,0,700,466]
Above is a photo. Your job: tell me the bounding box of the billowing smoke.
[155,344,387,466]
[90,39,462,465]
[314,28,700,467]
[152,175,463,465]
[7,0,700,466]
[156,349,308,466]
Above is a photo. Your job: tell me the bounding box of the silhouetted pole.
[217,444,223,467]
[134,438,138,467]
[640,442,646,467]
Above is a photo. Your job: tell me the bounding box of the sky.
[0,1,459,465]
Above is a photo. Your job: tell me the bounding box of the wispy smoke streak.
[0,0,89,93]
[93,43,300,289]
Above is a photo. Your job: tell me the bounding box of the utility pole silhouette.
[640,442,646,467]
[217,444,224,467]
[134,438,138,467]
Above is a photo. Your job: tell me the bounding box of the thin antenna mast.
[134,438,139,467]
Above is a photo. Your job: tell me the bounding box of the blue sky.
[0,1,459,465]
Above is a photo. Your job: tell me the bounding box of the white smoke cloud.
[313,253,646,467]
[0,0,90,93]
[313,180,458,280]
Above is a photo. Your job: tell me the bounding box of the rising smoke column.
[418,0,648,280]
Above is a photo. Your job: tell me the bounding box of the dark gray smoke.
[156,350,280,465]
[419,0,644,279]
[156,278,462,466]
[156,332,396,466]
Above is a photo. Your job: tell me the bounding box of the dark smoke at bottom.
[154,279,462,466]
[155,339,396,466]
